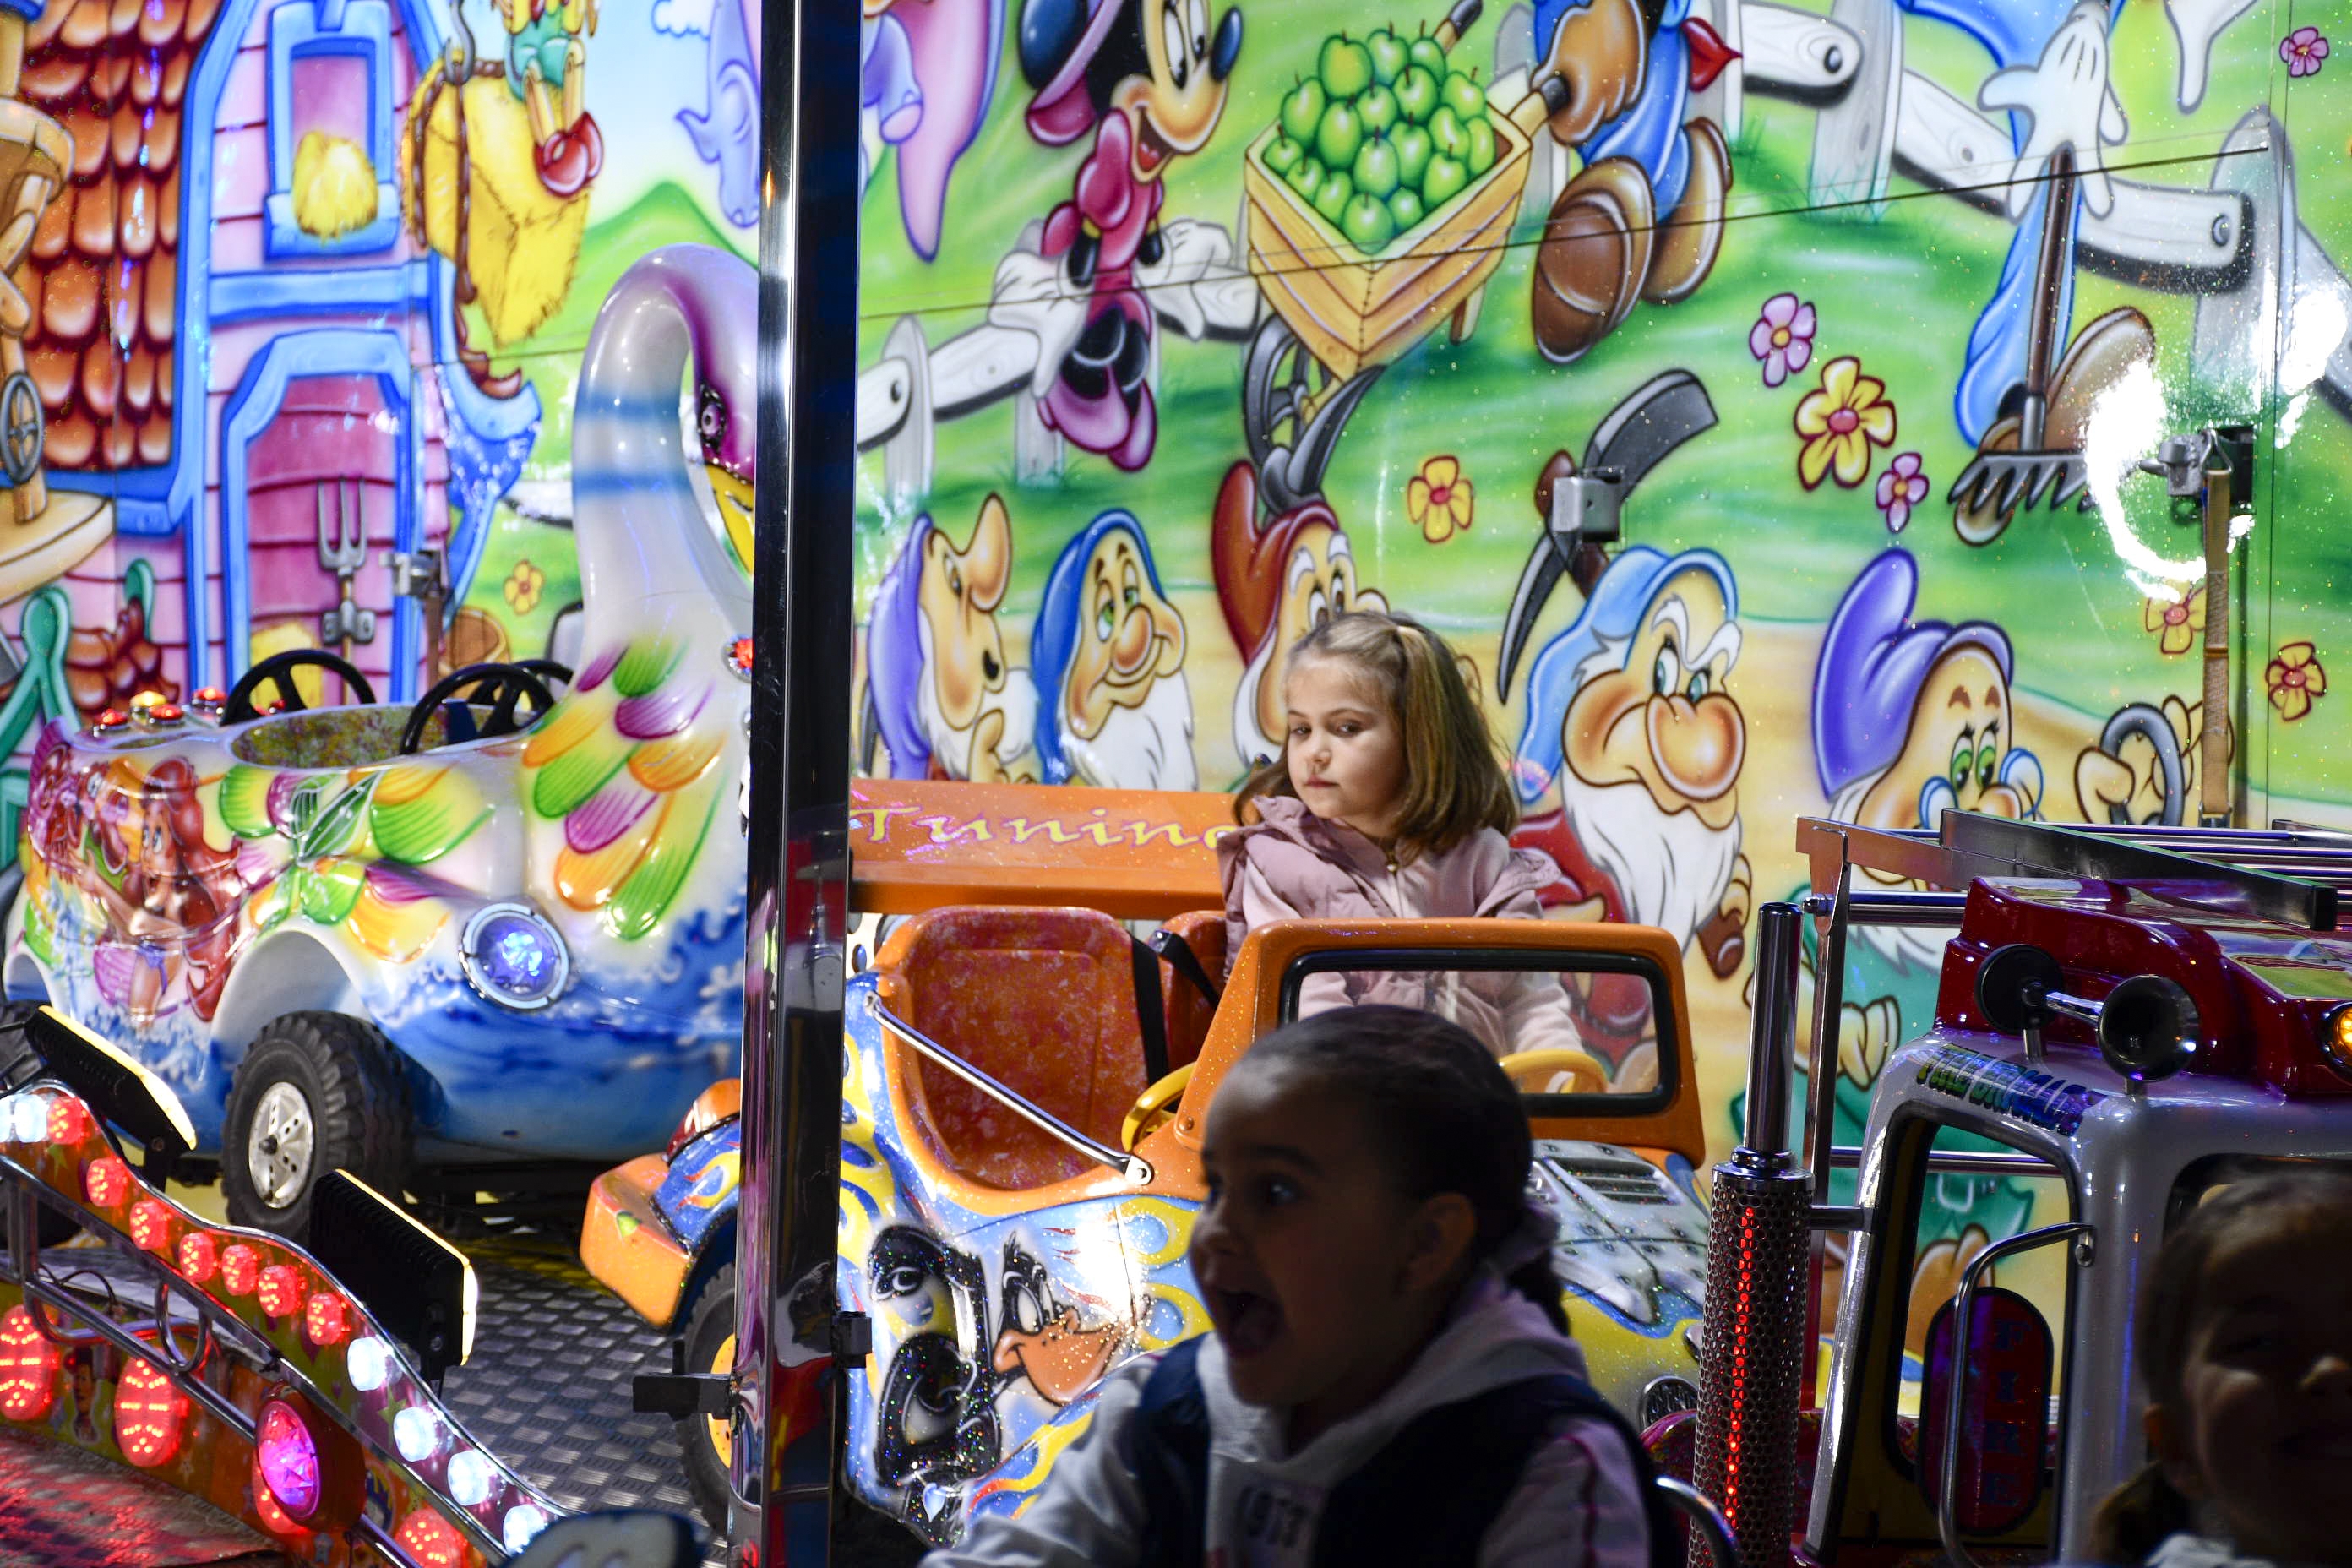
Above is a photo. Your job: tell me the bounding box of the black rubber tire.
[220,1012,410,1239]
[675,1263,738,1533]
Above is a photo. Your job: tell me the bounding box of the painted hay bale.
[401,76,587,347]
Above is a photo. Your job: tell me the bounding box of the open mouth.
[1135,115,1176,175]
[981,651,1002,683]
[1206,1284,1285,1359]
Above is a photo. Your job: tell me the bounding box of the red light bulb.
[84,1156,130,1208]
[395,1510,466,1568]
[114,1358,189,1467]
[177,1230,217,1283]
[220,1244,259,1296]
[258,1266,307,1319]
[304,1293,351,1348]
[0,1306,60,1421]
[128,1199,173,1253]
[46,1099,88,1145]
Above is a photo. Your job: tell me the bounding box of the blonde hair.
[1235,610,1516,859]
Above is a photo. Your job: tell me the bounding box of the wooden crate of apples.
[1243,18,1530,380]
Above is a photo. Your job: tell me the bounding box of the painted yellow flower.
[2142,585,2206,656]
[1794,357,1897,489]
[2267,641,2328,721]
[1406,455,1473,543]
[504,559,546,614]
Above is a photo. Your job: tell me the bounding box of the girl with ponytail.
[927,1007,1669,1567]
[2089,1170,2352,1567]
[1221,610,1587,1062]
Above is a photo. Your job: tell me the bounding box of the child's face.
[1282,658,1407,845]
[2156,1211,2352,1565]
[1188,1056,1473,1446]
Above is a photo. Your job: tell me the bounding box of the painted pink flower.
[2283,26,2329,76]
[1876,452,1930,532]
[1749,293,1816,389]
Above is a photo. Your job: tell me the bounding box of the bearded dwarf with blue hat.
[1029,510,1195,791]
[1510,545,1752,1044]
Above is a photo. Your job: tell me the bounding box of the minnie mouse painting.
[1018,0,1243,471]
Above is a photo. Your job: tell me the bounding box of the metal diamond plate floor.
[442,1237,721,1559]
[0,1427,289,1568]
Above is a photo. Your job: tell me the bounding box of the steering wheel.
[220,649,377,723]
[398,662,558,754]
[512,657,574,692]
[1499,1048,1612,1096]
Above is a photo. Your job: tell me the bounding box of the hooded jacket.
[922,1275,1652,1568]
[1217,796,1587,1059]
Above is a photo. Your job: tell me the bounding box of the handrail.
[867,996,1153,1184]
[1939,1221,2094,1568]
[1827,1147,2060,1177]
[1657,1474,1739,1568]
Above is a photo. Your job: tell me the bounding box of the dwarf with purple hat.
[1731,547,2046,1332]
[863,497,1037,782]
[1816,550,2042,846]
[1011,0,1243,471]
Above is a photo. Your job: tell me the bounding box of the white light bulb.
[347,1337,394,1393]
[5,1093,45,1144]
[392,1406,441,1463]
[447,1448,494,1507]
[503,1504,550,1553]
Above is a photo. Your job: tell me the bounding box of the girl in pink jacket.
[1219,611,1587,1062]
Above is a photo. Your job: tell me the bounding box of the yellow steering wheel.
[1498,1048,1612,1095]
[1122,1063,1195,1151]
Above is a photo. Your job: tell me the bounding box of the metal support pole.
[734,0,858,1561]
[2199,451,2233,828]
[1691,902,1809,1568]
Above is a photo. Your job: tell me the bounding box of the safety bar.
[1939,1222,2094,1568]
[1658,1475,1739,1568]
[867,996,1154,1184]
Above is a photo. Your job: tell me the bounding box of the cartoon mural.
[852,0,2352,1445]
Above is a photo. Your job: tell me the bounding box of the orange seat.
[883,907,1153,1191]
[1153,911,1226,1070]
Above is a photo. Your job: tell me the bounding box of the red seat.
[885,907,1152,1191]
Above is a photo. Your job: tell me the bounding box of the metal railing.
[866,995,1153,1184]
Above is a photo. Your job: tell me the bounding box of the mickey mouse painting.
[1018,0,1244,469]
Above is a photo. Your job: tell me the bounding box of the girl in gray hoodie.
[923,1006,1665,1568]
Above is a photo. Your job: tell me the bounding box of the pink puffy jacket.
[1217,796,1586,1059]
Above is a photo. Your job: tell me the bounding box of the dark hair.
[1233,611,1517,862]
[1242,1004,1568,1332]
[2090,1168,2352,1560]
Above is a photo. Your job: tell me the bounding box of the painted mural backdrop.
[0,0,756,905]
[852,0,2352,1365]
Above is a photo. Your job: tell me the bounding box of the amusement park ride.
[10,0,2352,1564]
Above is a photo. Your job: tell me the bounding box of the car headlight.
[459,903,569,1011]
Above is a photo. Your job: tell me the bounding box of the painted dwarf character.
[1210,461,1383,775]
[864,498,1037,782]
[1031,509,1195,790]
[1513,545,1752,993]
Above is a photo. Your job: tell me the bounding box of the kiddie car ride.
[3,246,758,1239]
[583,779,1715,1540]
[1676,810,2352,1565]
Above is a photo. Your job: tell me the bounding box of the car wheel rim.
[248,1081,315,1209]
[704,1331,736,1462]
